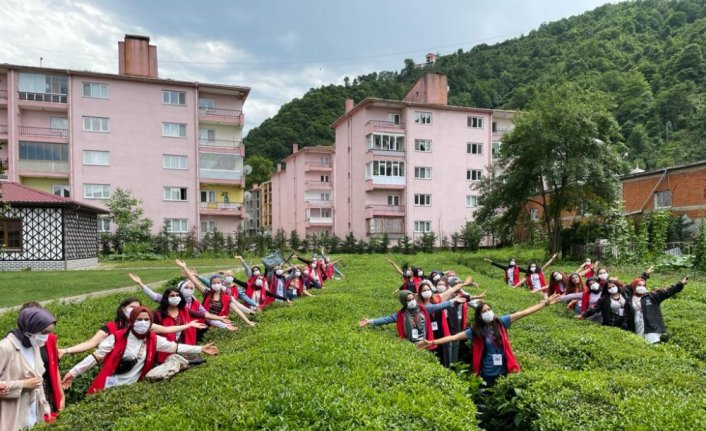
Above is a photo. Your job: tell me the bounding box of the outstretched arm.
[235,256,252,277]
[128,273,161,303]
[483,258,506,271]
[176,259,208,294]
[386,258,404,276]
[440,276,474,301]
[541,253,559,272]
[510,294,560,323]
[416,330,469,349]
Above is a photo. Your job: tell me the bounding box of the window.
[84,184,110,199]
[320,156,330,165]
[97,216,110,232]
[201,220,217,233]
[83,116,109,133]
[83,150,110,166]
[414,194,431,206]
[414,139,432,152]
[530,208,539,221]
[414,167,432,179]
[18,73,68,102]
[163,154,187,170]
[320,175,329,183]
[164,218,188,233]
[162,123,187,138]
[467,169,483,181]
[201,190,216,202]
[162,90,186,105]
[198,98,215,109]
[654,190,672,209]
[372,160,405,177]
[199,128,215,142]
[320,192,331,201]
[82,82,108,98]
[467,143,483,155]
[50,117,68,136]
[414,111,432,124]
[467,116,484,128]
[466,195,479,208]
[164,187,188,201]
[492,142,501,157]
[492,121,497,132]
[387,195,400,206]
[321,208,332,218]
[52,184,70,197]
[0,218,22,250]
[19,142,68,161]
[368,133,405,151]
[387,113,400,124]
[199,153,242,171]
[414,220,431,233]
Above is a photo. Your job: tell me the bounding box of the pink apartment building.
[332,73,514,243]
[270,144,334,237]
[0,35,249,237]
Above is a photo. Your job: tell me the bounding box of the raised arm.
[483,258,506,271]
[541,252,559,272]
[59,329,109,358]
[509,294,560,323]
[296,254,312,265]
[176,259,208,294]
[440,276,474,301]
[235,256,252,277]
[386,258,404,276]
[651,277,687,303]
[128,273,161,303]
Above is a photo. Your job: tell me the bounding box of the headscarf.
[398,290,423,340]
[11,307,56,348]
[128,306,154,340]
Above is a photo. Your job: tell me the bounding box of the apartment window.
[0,218,22,250]
[18,73,68,102]
[466,195,479,208]
[414,194,431,206]
[199,98,215,109]
[199,128,215,142]
[50,117,68,135]
[19,142,68,161]
[97,216,110,232]
[414,167,432,179]
[492,121,497,132]
[84,184,110,199]
[320,192,331,201]
[164,187,188,201]
[201,190,216,202]
[83,150,110,166]
[387,113,400,124]
[163,154,188,170]
[654,190,672,209]
[83,116,110,133]
[199,153,242,171]
[320,156,330,165]
[162,123,187,138]
[414,139,432,152]
[467,143,483,155]
[164,218,188,233]
[320,175,329,183]
[387,195,400,206]
[492,142,502,157]
[52,184,70,198]
[201,220,217,233]
[467,116,484,128]
[162,90,186,105]
[372,160,405,177]
[414,111,432,125]
[530,208,539,221]
[414,220,431,233]
[321,208,332,218]
[467,169,483,181]
[82,82,108,98]
[368,133,404,151]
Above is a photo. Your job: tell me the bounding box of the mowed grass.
[0,258,247,308]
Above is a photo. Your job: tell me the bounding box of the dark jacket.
[624,282,684,335]
[583,288,630,329]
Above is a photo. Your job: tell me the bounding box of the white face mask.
[530,266,537,273]
[407,300,417,309]
[405,271,412,277]
[590,283,600,292]
[585,261,591,266]
[29,333,49,346]
[255,279,263,287]
[168,296,181,306]
[295,271,301,277]
[418,271,424,277]
[608,286,618,295]
[433,274,440,282]
[132,320,151,335]
[276,269,284,276]
[554,274,563,281]
[303,270,309,276]
[421,290,432,299]
[598,273,608,281]
[481,310,494,323]
[211,283,223,292]
[510,260,516,266]
[253,270,261,276]
[437,284,447,293]
[225,276,234,283]
[635,285,647,295]
[123,307,134,319]
[180,288,194,300]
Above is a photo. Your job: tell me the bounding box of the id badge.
[492,354,503,366]
[431,321,439,331]
[457,308,463,320]
[411,329,419,340]
[618,308,624,317]
[105,375,118,388]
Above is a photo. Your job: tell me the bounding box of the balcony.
[365,120,405,133]
[17,160,69,175]
[366,148,405,158]
[199,201,242,216]
[365,204,405,218]
[18,92,69,111]
[306,216,333,227]
[305,180,332,189]
[0,159,8,181]
[304,162,332,172]
[0,90,7,103]
[199,168,243,183]
[19,126,69,142]
[198,138,242,149]
[305,199,333,207]
[0,124,7,136]
[492,127,512,138]
[198,107,244,126]
[365,176,406,191]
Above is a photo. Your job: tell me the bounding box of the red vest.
[505,266,521,286]
[45,334,62,414]
[155,308,196,363]
[245,280,271,309]
[104,321,123,335]
[395,305,437,350]
[471,323,520,376]
[87,330,157,394]
[188,298,204,324]
[202,291,232,317]
[325,264,335,280]
[286,277,304,297]
[429,295,451,338]
[525,272,546,289]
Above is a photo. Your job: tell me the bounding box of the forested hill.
[245,0,706,170]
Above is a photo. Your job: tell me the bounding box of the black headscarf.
[10,307,56,348]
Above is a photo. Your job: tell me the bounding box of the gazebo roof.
[0,182,108,213]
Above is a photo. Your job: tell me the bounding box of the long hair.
[158,287,185,313]
[471,301,503,348]
[115,297,142,329]
[566,272,585,294]
[525,260,539,276]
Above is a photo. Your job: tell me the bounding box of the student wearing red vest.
[62,307,219,394]
[417,294,561,386]
[153,288,204,363]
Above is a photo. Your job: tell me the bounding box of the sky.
[0,0,619,135]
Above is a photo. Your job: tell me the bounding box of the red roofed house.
[1,182,107,270]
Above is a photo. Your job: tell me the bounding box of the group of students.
[0,252,342,431]
[359,256,688,387]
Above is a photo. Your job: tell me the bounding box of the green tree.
[245,155,275,188]
[476,83,625,254]
[104,188,153,253]
[460,221,484,252]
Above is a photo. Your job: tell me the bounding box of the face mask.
[510,260,516,266]
[123,307,134,319]
[276,269,284,276]
[437,284,447,293]
[211,283,223,292]
[180,288,194,300]
[295,271,301,277]
[590,283,600,292]
[29,333,49,346]
[421,290,432,299]
[418,271,424,277]
[168,296,181,306]
[530,266,537,273]
[405,271,412,277]
[608,286,618,295]
[554,274,563,281]
[303,270,309,276]
[407,300,417,310]
[598,273,608,281]
[635,286,647,295]
[253,270,261,276]
[255,279,263,287]
[132,320,151,335]
[433,274,440,282]
[481,310,494,323]
[585,261,591,266]
[225,276,234,283]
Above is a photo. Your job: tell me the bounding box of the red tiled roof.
[0,182,108,213]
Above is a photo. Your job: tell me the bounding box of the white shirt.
[530,273,541,289]
[19,344,38,428]
[506,268,515,285]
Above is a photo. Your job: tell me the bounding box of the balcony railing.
[18,160,69,173]
[198,138,242,149]
[0,124,8,134]
[199,168,243,181]
[198,107,242,117]
[305,199,333,206]
[366,120,405,130]
[19,92,68,104]
[307,217,333,225]
[368,148,405,157]
[0,90,7,99]
[19,126,69,139]
[305,162,332,171]
[305,180,332,188]
[365,204,405,213]
[199,202,242,211]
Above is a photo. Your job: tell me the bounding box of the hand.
[0,382,9,395]
[189,321,208,330]
[483,258,492,263]
[127,273,142,285]
[552,252,559,259]
[416,340,432,350]
[218,316,232,324]
[681,275,689,285]
[246,320,256,328]
[175,259,187,269]
[61,373,74,390]
[608,277,618,282]
[58,348,67,359]
[574,315,585,320]
[286,300,293,306]
[464,276,473,286]
[22,376,42,389]
[453,296,467,304]
[546,294,561,305]
[647,266,654,274]
[473,291,487,299]
[358,319,370,327]
[201,343,219,355]
[235,255,243,260]
[225,324,238,332]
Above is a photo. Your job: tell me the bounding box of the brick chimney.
[118,35,158,78]
[403,73,448,105]
[345,98,355,113]
[292,143,299,153]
